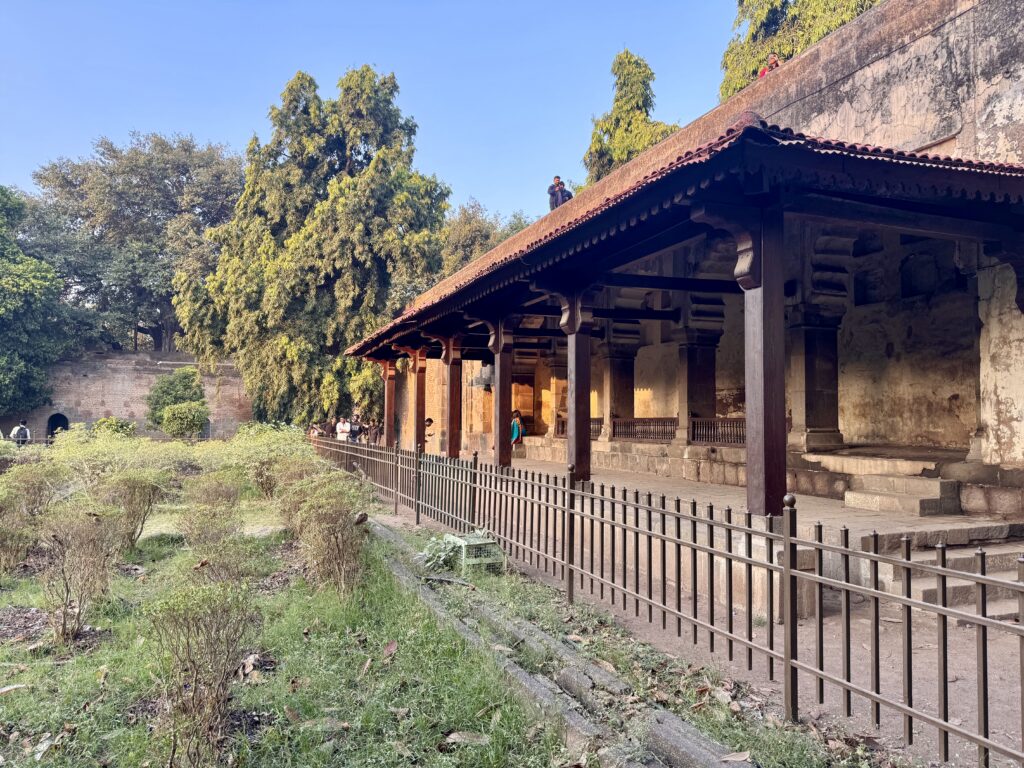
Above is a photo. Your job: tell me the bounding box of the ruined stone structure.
[349,0,1024,524]
[0,352,252,440]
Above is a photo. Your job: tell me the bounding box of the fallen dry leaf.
[0,684,30,696]
[358,657,373,678]
[284,706,301,723]
[382,640,398,659]
[445,731,491,746]
[721,751,750,762]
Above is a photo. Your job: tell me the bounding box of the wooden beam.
[521,305,679,322]
[558,291,595,483]
[786,194,1012,241]
[442,338,463,458]
[599,272,742,294]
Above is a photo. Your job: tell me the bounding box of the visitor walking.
[9,420,31,447]
[548,176,573,210]
[511,410,525,445]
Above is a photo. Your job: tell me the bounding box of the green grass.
[0,530,564,767]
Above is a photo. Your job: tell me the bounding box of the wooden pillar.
[412,349,426,450]
[489,318,514,467]
[382,360,397,447]
[694,204,787,516]
[788,305,844,451]
[442,337,463,458]
[560,291,595,482]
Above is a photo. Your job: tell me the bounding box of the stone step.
[877,541,1024,591]
[844,489,943,516]
[849,474,958,498]
[914,567,1022,606]
[957,598,1021,625]
[804,452,940,478]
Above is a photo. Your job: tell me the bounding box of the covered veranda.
[348,112,1024,521]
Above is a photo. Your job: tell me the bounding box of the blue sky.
[1,1,738,219]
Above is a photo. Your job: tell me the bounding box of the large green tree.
[0,186,74,416]
[25,134,243,351]
[720,0,882,99]
[176,68,449,423]
[440,200,531,276]
[583,50,678,186]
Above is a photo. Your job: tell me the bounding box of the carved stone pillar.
[441,337,463,458]
[489,318,515,467]
[673,328,722,443]
[560,291,595,482]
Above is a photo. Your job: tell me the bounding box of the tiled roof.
[348,113,1024,357]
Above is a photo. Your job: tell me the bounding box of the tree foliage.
[24,134,243,351]
[175,68,450,423]
[440,200,531,276]
[0,186,74,417]
[719,0,882,99]
[146,367,206,429]
[583,50,678,185]
[161,401,210,440]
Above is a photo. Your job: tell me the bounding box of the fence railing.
[689,417,746,446]
[611,417,678,443]
[554,417,602,440]
[311,437,1024,766]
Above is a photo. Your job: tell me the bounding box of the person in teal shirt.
[511,410,525,445]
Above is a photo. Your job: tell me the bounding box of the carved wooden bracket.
[423,333,463,365]
[391,345,423,370]
[691,203,766,291]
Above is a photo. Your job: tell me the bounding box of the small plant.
[161,401,210,440]
[42,506,121,644]
[147,582,261,767]
[92,416,137,437]
[0,488,34,575]
[416,535,461,571]
[101,467,169,550]
[191,537,265,584]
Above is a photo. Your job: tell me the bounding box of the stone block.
[988,487,1024,518]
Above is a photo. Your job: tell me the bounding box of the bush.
[295,475,372,592]
[100,467,169,550]
[92,416,137,437]
[146,583,261,766]
[182,469,244,508]
[146,367,205,430]
[161,401,210,440]
[42,506,121,643]
[0,490,33,575]
[190,537,266,585]
[179,505,241,549]
[0,460,68,517]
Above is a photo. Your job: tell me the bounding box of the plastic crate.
[443,533,504,576]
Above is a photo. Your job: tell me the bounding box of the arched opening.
[46,413,69,438]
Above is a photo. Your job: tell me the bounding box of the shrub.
[0,490,33,575]
[179,505,241,549]
[147,583,261,766]
[295,475,372,592]
[190,537,266,585]
[92,416,137,437]
[0,460,68,517]
[100,467,169,550]
[42,506,121,643]
[161,401,210,440]
[146,367,205,430]
[182,469,244,508]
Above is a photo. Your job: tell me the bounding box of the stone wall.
[978,263,1024,466]
[0,352,252,439]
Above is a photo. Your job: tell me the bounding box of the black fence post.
[565,464,576,605]
[413,444,423,526]
[392,446,400,515]
[469,451,479,528]
[782,493,799,724]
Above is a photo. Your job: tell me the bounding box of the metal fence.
[311,437,1024,765]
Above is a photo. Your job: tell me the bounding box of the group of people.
[308,415,382,445]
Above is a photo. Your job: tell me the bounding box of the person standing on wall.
[548,176,573,210]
